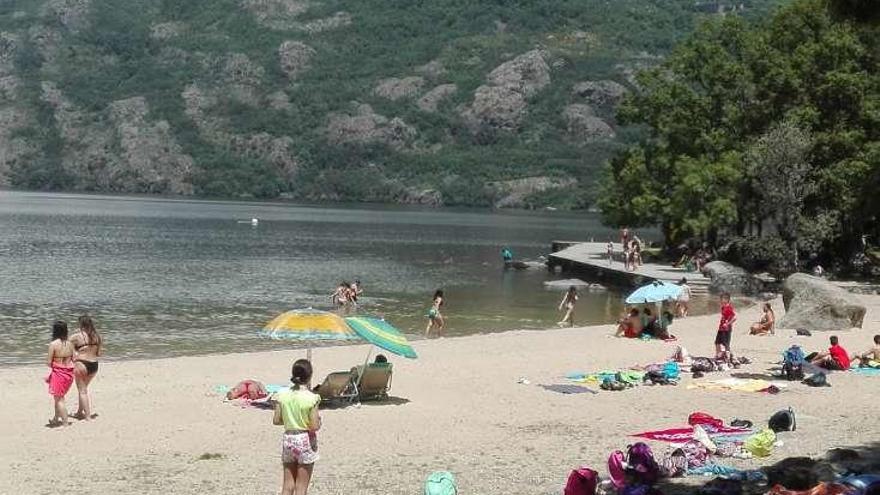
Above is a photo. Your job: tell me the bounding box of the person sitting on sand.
[615,308,642,338]
[46,320,76,427]
[352,354,392,381]
[749,303,776,336]
[644,311,674,340]
[70,315,102,420]
[851,334,880,367]
[557,286,578,327]
[641,307,656,333]
[274,359,321,495]
[810,336,851,370]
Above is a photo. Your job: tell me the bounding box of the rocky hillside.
[0,0,779,207]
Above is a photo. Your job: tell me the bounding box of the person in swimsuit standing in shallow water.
[70,315,103,420]
[46,320,76,427]
[425,289,445,337]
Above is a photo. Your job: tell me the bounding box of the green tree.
[600,0,879,265]
[746,120,813,272]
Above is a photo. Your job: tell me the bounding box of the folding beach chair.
[355,364,393,401]
[315,371,358,404]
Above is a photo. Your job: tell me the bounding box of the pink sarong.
[46,364,75,397]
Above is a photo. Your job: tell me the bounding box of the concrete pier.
[548,242,710,294]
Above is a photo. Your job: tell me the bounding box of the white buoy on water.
[251,218,259,226]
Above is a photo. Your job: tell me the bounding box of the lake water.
[0,191,630,366]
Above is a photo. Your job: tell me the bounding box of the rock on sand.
[781,273,867,331]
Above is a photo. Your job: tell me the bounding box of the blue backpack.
[782,346,806,381]
[425,471,457,495]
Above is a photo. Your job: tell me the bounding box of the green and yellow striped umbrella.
[261,309,359,341]
[344,316,418,359]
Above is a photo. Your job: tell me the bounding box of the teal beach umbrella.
[625,281,683,305]
[344,316,418,359]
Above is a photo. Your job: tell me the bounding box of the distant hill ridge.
[0,0,781,207]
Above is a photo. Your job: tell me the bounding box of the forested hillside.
[0,0,778,207]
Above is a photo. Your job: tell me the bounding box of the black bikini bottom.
[78,360,99,375]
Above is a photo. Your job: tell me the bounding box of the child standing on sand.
[274,359,321,495]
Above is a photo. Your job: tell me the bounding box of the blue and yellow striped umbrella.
[261,309,360,341]
[344,317,418,359]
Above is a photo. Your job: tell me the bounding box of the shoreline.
[4,294,877,494]
[0,291,733,369]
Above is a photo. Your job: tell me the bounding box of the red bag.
[564,467,598,495]
[687,412,723,429]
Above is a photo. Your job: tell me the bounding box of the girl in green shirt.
[273,359,322,495]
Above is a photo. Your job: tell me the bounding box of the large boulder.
[562,104,615,141]
[571,80,628,108]
[417,84,457,112]
[373,76,425,101]
[703,261,763,296]
[780,273,866,331]
[486,49,551,98]
[278,41,315,80]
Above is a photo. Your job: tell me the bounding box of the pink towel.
[46,364,75,397]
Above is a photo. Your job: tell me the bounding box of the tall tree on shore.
[600,0,880,266]
[746,120,813,272]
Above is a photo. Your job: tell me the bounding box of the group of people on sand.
[615,307,676,340]
[330,280,363,313]
[45,316,102,427]
[804,334,880,371]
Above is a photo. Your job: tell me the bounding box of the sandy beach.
[2,295,879,495]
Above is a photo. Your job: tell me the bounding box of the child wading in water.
[273,359,321,495]
[557,286,578,327]
[425,289,445,337]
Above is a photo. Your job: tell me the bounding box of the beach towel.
[851,367,880,376]
[570,370,645,385]
[46,363,74,397]
[631,425,751,443]
[540,384,598,395]
[687,378,788,393]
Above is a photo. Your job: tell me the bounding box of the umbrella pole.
[357,346,373,389]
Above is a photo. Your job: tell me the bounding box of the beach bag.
[608,450,627,489]
[627,442,662,485]
[782,346,806,381]
[768,407,797,433]
[744,428,777,458]
[424,471,457,495]
[804,373,830,387]
[688,412,724,429]
[564,467,598,495]
[691,357,716,373]
[660,448,688,477]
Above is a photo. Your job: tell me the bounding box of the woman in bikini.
[46,320,76,427]
[749,303,775,335]
[70,315,103,420]
[425,289,445,337]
